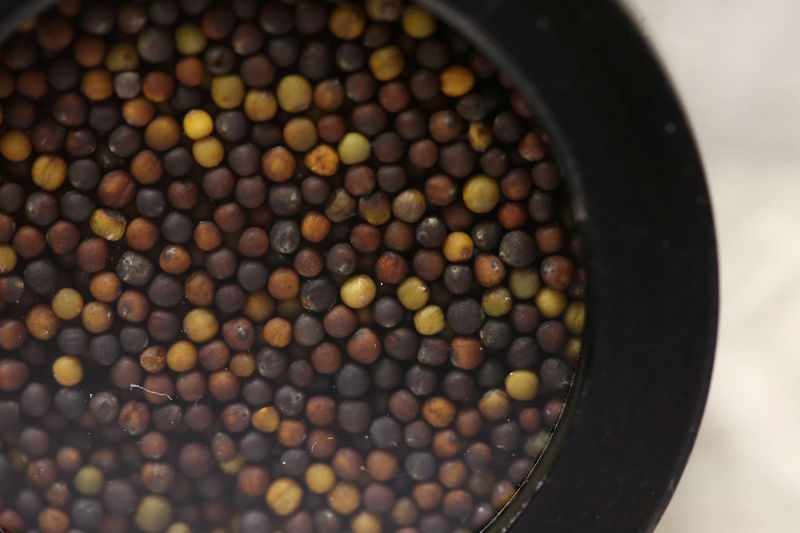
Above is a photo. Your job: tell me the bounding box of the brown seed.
[142,71,175,103]
[13,225,47,259]
[422,397,456,428]
[139,346,167,374]
[125,217,159,252]
[310,342,343,375]
[185,271,215,307]
[25,304,61,340]
[144,116,180,151]
[46,220,80,254]
[262,146,296,182]
[38,507,70,533]
[412,482,443,510]
[301,211,332,243]
[89,271,122,302]
[498,201,528,229]
[76,238,110,273]
[268,268,300,300]
[238,465,270,497]
[176,56,205,86]
[81,68,114,101]
[209,370,241,402]
[130,149,164,185]
[98,170,136,208]
[117,289,150,323]
[0,358,29,391]
[277,419,307,447]
[81,301,114,333]
[448,337,483,371]
[118,401,151,436]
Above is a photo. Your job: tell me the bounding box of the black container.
[0,1,718,532]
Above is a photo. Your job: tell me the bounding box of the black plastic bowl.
[0,1,718,532]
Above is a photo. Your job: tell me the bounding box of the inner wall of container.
[0,1,588,532]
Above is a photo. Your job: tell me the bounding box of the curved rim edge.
[416,1,719,532]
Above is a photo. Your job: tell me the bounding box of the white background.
[623,1,800,531]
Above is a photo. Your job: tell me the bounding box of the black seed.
[117,251,155,287]
[446,298,485,334]
[335,362,370,398]
[370,416,403,449]
[300,278,338,313]
[405,365,437,396]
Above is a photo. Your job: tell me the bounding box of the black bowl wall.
[0,1,718,532]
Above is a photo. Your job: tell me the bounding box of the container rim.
[414,0,718,531]
[0,0,718,531]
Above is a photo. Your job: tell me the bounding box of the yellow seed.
[462,175,500,214]
[305,463,337,494]
[564,301,586,334]
[210,75,245,109]
[182,308,219,342]
[175,23,207,55]
[352,511,383,533]
[482,286,513,317]
[478,389,511,421]
[338,132,372,165]
[165,523,191,533]
[563,338,582,365]
[105,42,139,72]
[369,45,405,81]
[468,121,493,152]
[329,3,366,40]
[442,232,474,263]
[305,144,340,176]
[402,5,437,38]
[244,89,278,121]
[192,137,225,168]
[0,244,17,274]
[73,465,104,495]
[340,274,377,309]
[252,406,280,433]
[53,355,83,387]
[397,277,429,311]
[505,370,539,401]
[31,154,68,191]
[440,65,476,98]
[508,268,540,300]
[327,481,361,515]
[413,305,445,336]
[51,288,84,320]
[266,478,304,516]
[535,287,567,318]
[276,75,313,113]
[166,340,198,372]
[0,130,31,161]
[182,109,214,140]
[219,454,246,475]
[89,208,127,241]
[135,495,173,533]
[283,117,319,152]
